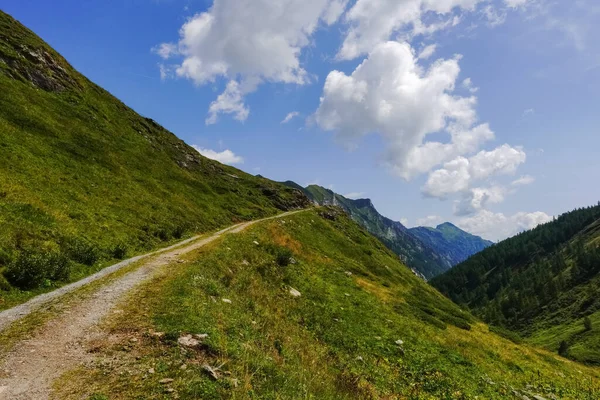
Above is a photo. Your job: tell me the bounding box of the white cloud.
[343,191,366,199]
[522,108,535,117]
[192,145,244,165]
[462,77,478,93]
[422,144,526,198]
[511,175,535,186]
[315,41,493,180]
[281,111,301,124]
[418,44,437,60]
[338,0,483,60]
[417,215,443,228]
[481,4,507,27]
[454,185,507,216]
[152,43,179,59]
[504,0,530,8]
[157,0,348,123]
[206,80,249,125]
[400,217,409,226]
[457,210,552,241]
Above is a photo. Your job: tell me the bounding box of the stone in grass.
[178,334,208,348]
[395,339,404,346]
[289,287,301,297]
[159,378,174,384]
[202,364,220,380]
[253,241,260,245]
[222,298,232,304]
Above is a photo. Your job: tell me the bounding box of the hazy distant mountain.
[409,223,493,267]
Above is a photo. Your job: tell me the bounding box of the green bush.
[265,244,293,267]
[65,238,100,266]
[111,243,127,259]
[5,249,70,289]
[558,340,569,356]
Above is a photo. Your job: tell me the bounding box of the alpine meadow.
[1,2,599,400]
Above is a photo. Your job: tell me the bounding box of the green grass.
[0,10,308,305]
[53,209,600,399]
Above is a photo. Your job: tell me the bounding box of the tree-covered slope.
[282,183,451,279]
[410,222,493,266]
[432,204,600,363]
[55,208,600,399]
[0,11,309,306]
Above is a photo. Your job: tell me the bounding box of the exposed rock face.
[0,44,81,92]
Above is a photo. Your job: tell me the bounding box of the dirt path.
[0,210,305,400]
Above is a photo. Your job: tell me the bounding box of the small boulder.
[148,368,155,374]
[289,287,302,297]
[222,298,232,304]
[178,333,208,348]
[159,378,174,384]
[253,240,260,245]
[395,339,404,346]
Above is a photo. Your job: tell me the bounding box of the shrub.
[275,248,293,267]
[65,237,100,266]
[172,225,186,240]
[584,316,592,331]
[5,249,70,289]
[558,340,569,356]
[111,243,127,259]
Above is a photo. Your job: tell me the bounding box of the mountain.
[0,10,309,303]
[52,208,600,399]
[432,203,600,364]
[1,11,600,398]
[409,222,494,266]
[282,183,451,279]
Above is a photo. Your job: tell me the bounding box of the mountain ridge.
[283,182,492,279]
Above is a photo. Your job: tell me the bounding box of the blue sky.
[3,0,599,240]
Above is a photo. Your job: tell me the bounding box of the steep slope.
[0,11,309,306]
[410,222,493,266]
[52,208,600,399]
[432,204,600,363]
[286,184,451,279]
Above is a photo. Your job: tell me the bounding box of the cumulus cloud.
[157,0,348,122]
[457,210,552,241]
[206,80,249,125]
[416,215,444,228]
[454,185,507,216]
[281,111,301,124]
[338,0,483,60]
[315,41,494,180]
[422,144,526,199]
[192,145,244,165]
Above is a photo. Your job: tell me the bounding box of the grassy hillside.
[432,204,600,364]
[410,222,493,266]
[0,11,309,307]
[283,183,451,279]
[54,208,599,399]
